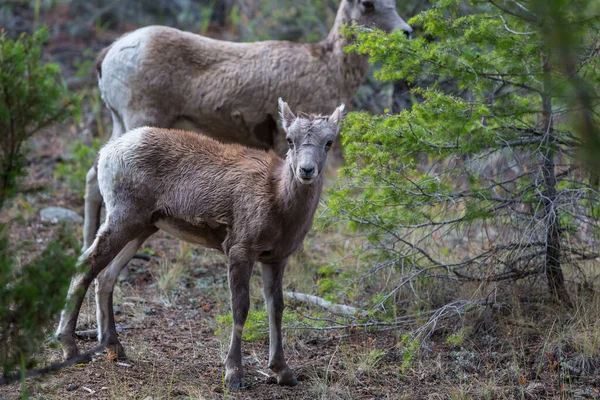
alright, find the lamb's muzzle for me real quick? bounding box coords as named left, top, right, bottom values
left=55, top=100, right=345, bottom=390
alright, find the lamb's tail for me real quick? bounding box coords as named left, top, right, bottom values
left=95, top=43, right=114, bottom=78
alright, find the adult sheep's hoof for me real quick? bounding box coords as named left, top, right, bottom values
left=62, top=346, right=80, bottom=361
left=57, top=335, right=80, bottom=361
left=277, top=368, right=299, bottom=386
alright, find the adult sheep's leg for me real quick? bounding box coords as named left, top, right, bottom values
left=95, top=229, right=157, bottom=358
left=224, top=245, right=255, bottom=390
left=262, top=259, right=298, bottom=386
left=82, top=111, right=125, bottom=250
left=56, top=214, right=147, bottom=360
left=82, top=167, right=102, bottom=251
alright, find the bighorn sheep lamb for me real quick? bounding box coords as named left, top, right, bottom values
left=56, top=100, right=344, bottom=389
left=84, top=0, right=412, bottom=250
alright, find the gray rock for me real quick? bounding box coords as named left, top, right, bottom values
left=40, top=207, right=83, bottom=224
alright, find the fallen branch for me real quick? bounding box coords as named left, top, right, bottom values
left=75, top=324, right=132, bottom=340
left=284, top=291, right=363, bottom=316
left=74, top=329, right=97, bottom=340
left=132, top=253, right=151, bottom=261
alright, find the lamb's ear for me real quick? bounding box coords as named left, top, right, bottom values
left=328, top=104, right=345, bottom=127
left=278, top=98, right=296, bottom=131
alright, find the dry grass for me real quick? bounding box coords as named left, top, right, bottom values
left=561, top=293, right=600, bottom=357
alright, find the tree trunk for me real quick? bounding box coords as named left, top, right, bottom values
left=541, top=57, right=571, bottom=306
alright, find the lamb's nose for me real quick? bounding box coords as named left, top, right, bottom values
left=299, top=166, right=315, bottom=177
left=403, top=29, right=412, bottom=39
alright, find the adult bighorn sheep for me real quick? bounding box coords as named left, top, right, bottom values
left=84, top=0, right=412, bottom=250
left=56, top=100, right=344, bottom=389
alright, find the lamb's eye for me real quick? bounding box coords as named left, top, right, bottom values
left=362, top=1, right=374, bottom=12
left=325, top=140, right=333, bottom=149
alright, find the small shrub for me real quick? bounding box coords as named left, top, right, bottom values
left=0, top=27, right=79, bottom=379
left=398, top=334, right=420, bottom=373
left=446, top=326, right=472, bottom=347
left=317, top=265, right=337, bottom=278
left=317, top=277, right=342, bottom=302
left=0, top=27, right=79, bottom=207
left=0, top=228, right=78, bottom=376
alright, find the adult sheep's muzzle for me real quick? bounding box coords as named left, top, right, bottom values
left=390, top=12, right=413, bottom=38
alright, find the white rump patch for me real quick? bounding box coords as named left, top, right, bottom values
left=97, top=127, right=148, bottom=205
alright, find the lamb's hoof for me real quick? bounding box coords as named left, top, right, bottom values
left=277, top=368, right=299, bottom=387
left=106, top=342, right=127, bottom=360
left=225, top=367, right=246, bottom=391
left=227, top=381, right=249, bottom=391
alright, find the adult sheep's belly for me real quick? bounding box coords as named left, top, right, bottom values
left=155, top=217, right=226, bottom=251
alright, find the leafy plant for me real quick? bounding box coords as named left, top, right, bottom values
left=446, top=326, right=472, bottom=347
left=0, top=229, right=78, bottom=376
left=0, top=27, right=79, bottom=207
left=0, top=27, right=79, bottom=381
left=399, top=334, right=420, bottom=372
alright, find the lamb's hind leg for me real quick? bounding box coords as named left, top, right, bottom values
left=262, top=259, right=298, bottom=386
left=56, top=215, right=147, bottom=360
left=95, top=229, right=157, bottom=358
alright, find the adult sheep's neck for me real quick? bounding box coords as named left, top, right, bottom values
left=320, top=0, right=370, bottom=102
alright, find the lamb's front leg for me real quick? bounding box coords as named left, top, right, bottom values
left=262, top=259, right=299, bottom=386
left=224, top=246, right=254, bottom=390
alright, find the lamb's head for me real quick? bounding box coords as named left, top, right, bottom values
left=347, top=0, right=413, bottom=37
left=279, top=98, right=344, bottom=185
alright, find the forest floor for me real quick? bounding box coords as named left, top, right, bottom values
left=1, top=4, right=600, bottom=400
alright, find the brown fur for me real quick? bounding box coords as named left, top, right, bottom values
left=56, top=102, right=344, bottom=389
